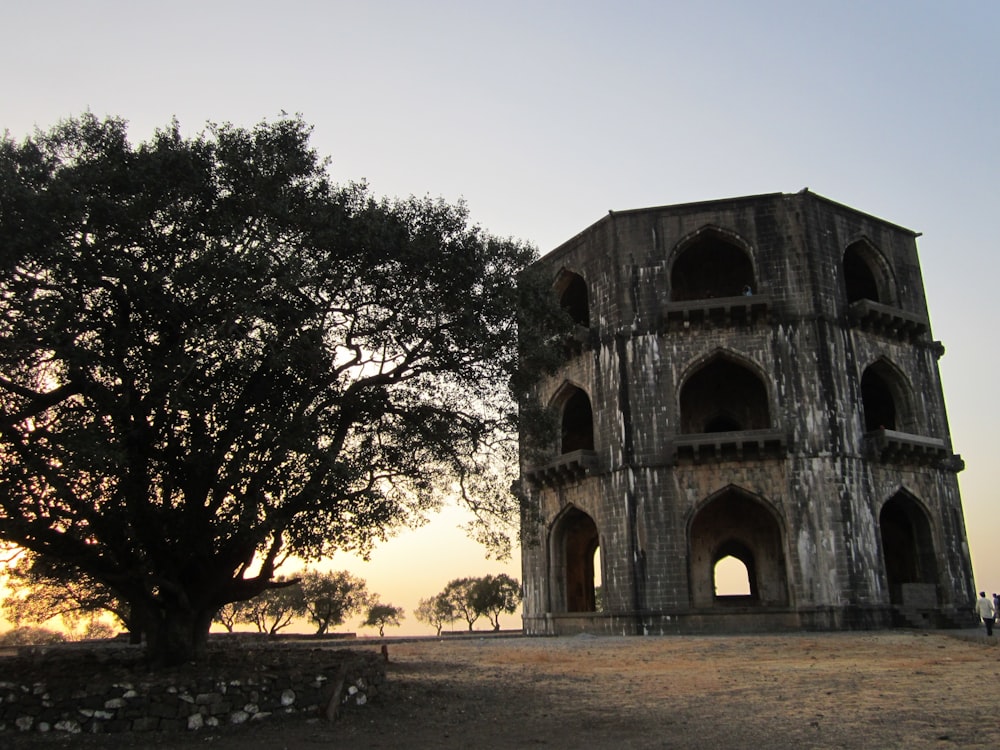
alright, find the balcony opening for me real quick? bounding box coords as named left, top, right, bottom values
left=680, top=357, right=770, bottom=434
left=670, top=231, right=755, bottom=302
left=555, top=270, right=590, bottom=328
left=561, top=387, right=594, bottom=454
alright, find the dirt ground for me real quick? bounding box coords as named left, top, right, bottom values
left=9, top=629, right=1000, bottom=749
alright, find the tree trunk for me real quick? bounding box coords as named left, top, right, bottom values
left=141, top=603, right=215, bottom=667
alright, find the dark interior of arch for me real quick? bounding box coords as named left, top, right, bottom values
left=680, top=359, right=770, bottom=434
left=559, top=273, right=590, bottom=327
left=861, top=366, right=897, bottom=431
left=670, top=234, right=755, bottom=301
left=843, top=242, right=881, bottom=303
left=714, top=539, right=758, bottom=600
left=561, top=388, right=594, bottom=453
left=880, top=493, right=937, bottom=604
left=556, top=508, right=599, bottom=612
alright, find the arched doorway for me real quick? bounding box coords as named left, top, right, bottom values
left=713, top=542, right=755, bottom=601
left=560, top=387, right=594, bottom=453
left=550, top=507, right=600, bottom=612
left=689, top=488, right=788, bottom=608
left=880, top=492, right=938, bottom=605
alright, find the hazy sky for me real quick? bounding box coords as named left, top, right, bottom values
left=4, top=1, right=998, bottom=635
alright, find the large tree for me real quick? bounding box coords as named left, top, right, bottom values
left=0, top=114, right=566, bottom=665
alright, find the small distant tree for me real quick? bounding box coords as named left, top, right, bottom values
left=363, top=602, right=404, bottom=636
left=471, top=574, right=521, bottom=631
left=441, top=577, right=480, bottom=631
left=415, top=593, right=455, bottom=636
left=300, top=570, right=372, bottom=635
left=234, top=579, right=306, bottom=636
left=212, top=601, right=249, bottom=633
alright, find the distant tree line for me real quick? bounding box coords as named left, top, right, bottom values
left=1, top=553, right=403, bottom=639
left=2, top=550, right=520, bottom=642
left=414, top=574, right=521, bottom=635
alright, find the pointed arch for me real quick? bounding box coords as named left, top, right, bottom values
left=860, top=357, right=917, bottom=433
left=549, top=505, right=600, bottom=613
left=678, top=350, right=772, bottom=434
left=553, top=268, right=590, bottom=328
left=669, top=225, right=757, bottom=301
left=843, top=237, right=897, bottom=305
left=879, top=489, right=938, bottom=605
left=550, top=382, right=595, bottom=454
left=687, top=485, right=789, bottom=608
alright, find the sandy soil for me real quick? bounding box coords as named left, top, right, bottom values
left=9, top=629, right=1000, bottom=749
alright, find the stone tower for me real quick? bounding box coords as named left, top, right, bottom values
left=520, top=190, right=975, bottom=635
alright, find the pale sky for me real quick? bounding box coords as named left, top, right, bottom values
left=3, top=1, right=998, bottom=636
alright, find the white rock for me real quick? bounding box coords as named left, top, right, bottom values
left=280, top=689, right=296, bottom=706
left=230, top=710, right=250, bottom=724
left=54, top=720, right=81, bottom=734
left=187, top=712, right=205, bottom=730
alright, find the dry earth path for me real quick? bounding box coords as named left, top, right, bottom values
left=9, top=630, right=1000, bottom=749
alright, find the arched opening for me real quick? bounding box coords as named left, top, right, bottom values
left=860, top=359, right=914, bottom=433
left=550, top=507, right=600, bottom=613
left=879, top=492, right=938, bottom=606
left=689, top=488, right=788, bottom=608
left=561, top=387, right=594, bottom=453
left=714, top=550, right=753, bottom=598
left=680, top=357, right=770, bottom=434
left=861, top=367, right=896, bottom=431
left=555, top=270, right=590, bottom=327
left=843, top=241, right=882, bottom=303
left=670, top=231, right=755, bottom=301
left=593, top=545, right=604, bottom=612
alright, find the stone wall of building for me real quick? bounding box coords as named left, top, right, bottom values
left=521, top=190, right=976, bottom=636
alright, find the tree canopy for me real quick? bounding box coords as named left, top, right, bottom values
left=0, top=114, right=566, bottom=665
left=363, top=601, right=404, bottom=636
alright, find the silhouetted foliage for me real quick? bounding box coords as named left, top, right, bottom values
left=0, top=114, right=566, bottom=665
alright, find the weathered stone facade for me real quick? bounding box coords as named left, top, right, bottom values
left=520, top=190, right=976, bottom=636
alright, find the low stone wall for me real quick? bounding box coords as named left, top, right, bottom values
left=0, top=642, right=385, bottom=735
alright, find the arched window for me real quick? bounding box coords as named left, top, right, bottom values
left=561, top=387, right=594, bottom=453
left=680, top=357, right=770, bottom=434
left=860, top=359, right=914, bottom=433
left=670, top=230, right=756, bottom=301
left=861, top=368, right=896, bottom=431
left=554, top=270, right=590, bottom=327
left=843, top=239, right=895, bottom=305
left=714, top=551, right=752, bottom=597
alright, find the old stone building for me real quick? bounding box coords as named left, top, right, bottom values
left=520, top=190, right=975, bottom=635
